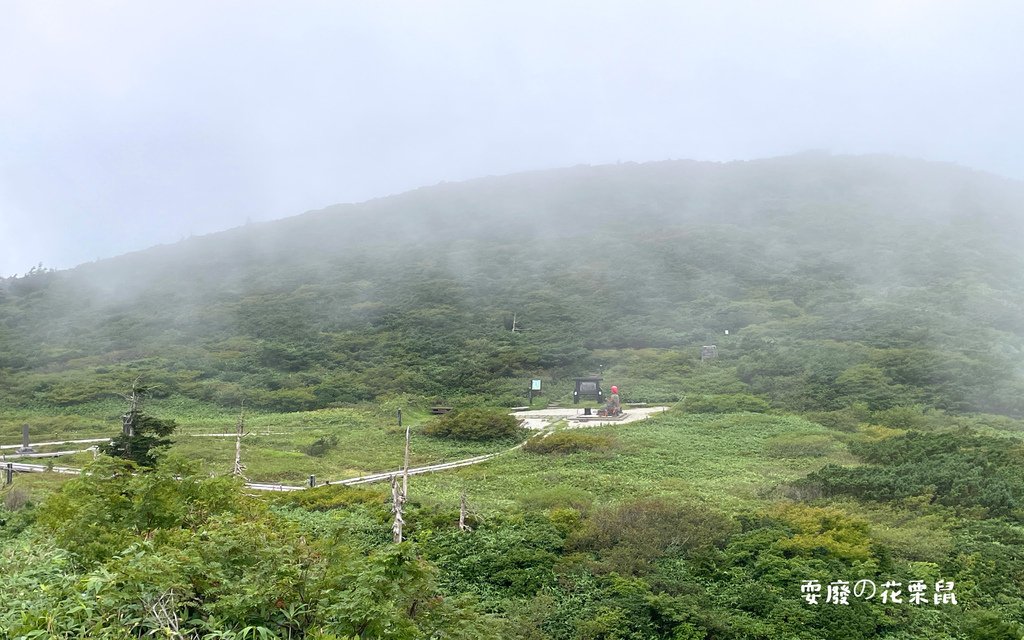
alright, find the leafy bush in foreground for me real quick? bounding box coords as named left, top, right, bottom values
left=4, top=456, right=500, bottom=639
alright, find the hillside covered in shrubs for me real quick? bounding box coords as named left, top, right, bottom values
left=2, top=154, right=1023, bottom=417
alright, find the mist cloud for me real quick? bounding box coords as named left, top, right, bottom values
left=1, top=0, right=1022, bottom=275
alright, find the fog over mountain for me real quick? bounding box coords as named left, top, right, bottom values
left=3, top=1, right=1024, bottom=275
left=3, top=154, right=1023, bottom=418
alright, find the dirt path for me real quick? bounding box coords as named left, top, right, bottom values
left=0, top=437, right=110, bottom=450
left=513, top=406, right=668, bottom=429
left=247, top=447, right=524, bottom=492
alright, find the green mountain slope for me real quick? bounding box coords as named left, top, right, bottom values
left=2, top=153, right=1023, bottom=415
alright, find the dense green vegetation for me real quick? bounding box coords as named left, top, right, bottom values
left=806, top=432, right=1024, bottom=518
left=422, top=408, right=525, bottom=442
left=2, top=155, right=1024, bottom=637
left=4, top=410, right=1024, bottom=638
left=1, top=458, right=499, bottom=639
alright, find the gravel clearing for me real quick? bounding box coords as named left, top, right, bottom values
left=512, top=406, right=669, bottom=430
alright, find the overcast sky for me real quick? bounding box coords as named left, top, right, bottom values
left=1, top=0, right=1022, bottom=276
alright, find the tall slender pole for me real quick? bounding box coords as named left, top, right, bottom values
left=402, top=425, right=410, bottom=497
left=232, top=400, right=246, bottom=478
left=123, top=382, right=141, bottom=437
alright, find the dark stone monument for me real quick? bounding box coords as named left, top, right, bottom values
left=573, top=376, right=604, bottom=404
left=16, top=425, right=34, bottom=454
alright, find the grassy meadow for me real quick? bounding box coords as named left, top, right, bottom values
left=3, top=400, right=855, bottom=501
left=410, top=410, right=855, bottom=512
left=1, top=402, right=509, bottom=486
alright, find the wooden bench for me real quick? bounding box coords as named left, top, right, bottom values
left=430, top=407, right=453, bottom=415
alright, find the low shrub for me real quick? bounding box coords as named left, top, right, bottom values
left=569, top=497, right=735, bottom=574
left=422, top=408, right=525, bottom=441
left=764, top=433, right=835, bottom=458
left=804, top=403, right=871, bottom=432
left=523, top=431, right=618, bottom=455
left=276, top=483, right=388, bottom=513
left=304, top=433, right=339, bottom=457
left=679, top=393, right=770, bottom=414
left=519, top=486, right=595, bottom=512
left=805, top=431, right=1024, bottom=516
left=3, top=487, right=31, bottom=511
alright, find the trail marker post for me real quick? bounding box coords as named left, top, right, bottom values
left=17, top=425, right=34, bottom=454
left=232, top=402, right=248, bottom=478
left=403, top=425, right=410, bottom=498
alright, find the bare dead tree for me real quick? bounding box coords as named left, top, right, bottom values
left=459, top=491, right=472, bottom=532
left=390, top=475, right=406, bottom=543
left=232, top=400, right=248, bottom=478
left=145, top=590, right=196, bottom=640
left=391, top=426, right=412, bottom=543
left=120, top=377, right=144, bottom=458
